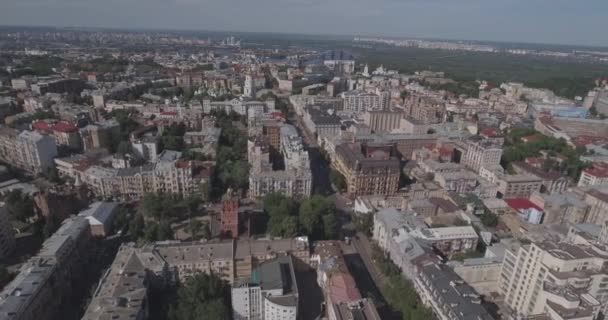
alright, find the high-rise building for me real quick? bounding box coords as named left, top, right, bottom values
left=244, top=75, right=255, bottom=98
left=333, top=143, right=400, bottom=197
left=0, top=128, right=58, bottom=174
left=222, top=189, right=239, bottom=238
left=461, top=138, right=503, bottom=173
left=499, top=239, right=608, bottom=319
left=0, top=217, right=91, bottom=320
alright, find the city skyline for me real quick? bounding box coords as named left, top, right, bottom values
left=1, top=0, right=608, bottom=47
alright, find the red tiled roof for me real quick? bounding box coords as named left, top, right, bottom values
left=583, top=163, right=608, bottom=178
left=573, top=135, right=608, bottom=147
left=505, top=198, right=543, bottom=211
left=521, top=134, right=540, bottom=142
left=32, top=121, right=52, bottom=131
left=328, top=273, right=362, bottom=304
left=52, top=121, right=78, bottom=133
left=480, top=127, right=501, bottom=138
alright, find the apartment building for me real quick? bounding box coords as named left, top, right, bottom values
left=583, top=189, right=608, bottom=226
left=405, top=94, right=446, bottom=124
left=231, top=256, right=299, bottom=320
left=249, top=125, right=312, bottom=198
left=578, top=163, right=608, bottom=188
left=333, top=143, right=400, bottom=197
left=497, top=174, right=543, bottom=199
left=202, top=99, right=275, bottom=116
left=499, top=239, right=608, bottom=319
left=461, top=139, right=503, bottom=173
left=0, top=128, right=58, bottom=174
left=363, top=110, right=403, bottom=133
left=415, top=261, right=494, bottom=320
left=0, top=217, right=91, bottom=320
left=341, top=90, right=382, bottom=112
left=80, top=159, right=209, bottom=200
left=82, top=238, right=310, bottom=320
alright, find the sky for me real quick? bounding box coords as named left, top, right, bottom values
left=1, top=0, right=607, bottom=47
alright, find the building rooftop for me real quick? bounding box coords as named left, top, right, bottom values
left=419, top=262, right=494, bottom=320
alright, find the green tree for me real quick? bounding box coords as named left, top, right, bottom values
left=322, top=213, right=338, bottom=239
left=168, top=272, right=231, bottom=320
left=330, top=169, right=347, bottom=191
left=5, top=190, right=36, bottom=222
left=480, top=212, right=499, bottom=227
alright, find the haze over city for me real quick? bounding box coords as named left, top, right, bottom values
left=2, top=0, right=608, bottom=46
left=1, top=2, right=608, bottom=320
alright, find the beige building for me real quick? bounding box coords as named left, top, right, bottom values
left=584, top=189, right=608, bottom=226
left=461, top=139, right=503, bottom=173
left=333, top=143, right=400, bottom=197
left=0, top=128, right=58, bottom=174
left=499, top=239, right=608, bottom=319
left=497, top=174, right=543, bottom=199
left=363, top=111, right=403, bottom=133
left=82, top=237, right=310, bottom=320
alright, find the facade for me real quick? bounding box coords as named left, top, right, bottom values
left=584, top=189, right=608, bottom=226
left=0, top=217, right=91, bottom=320
left=203, top=99, right=275, bottom=116
left=0, top=128, right=58, bottom=174
left=578, top=163, right=608, bottom=188
left=341, top=90, right=382, bottom=112
left=131, top=137, right=159, bottom=162
left=410, top=226, right=479, bottom=257
left=82, top=238, right=309, bottom=320
left=302, top=107, right=342, bottom=139
left=81, top=159, right=209, bottom=200
left=77, top=201, right=119, bottom=237
left=222, top=189, right=240, bottom=238
left=497, top=174, right=543, bottom=199
left=333, top=143, right=400, bottom=197
left=461, top=139, right=503, bottom=173
left=415, top=261, right=494, bottom=320
left=231, top=256, right=299, bottom=320
left=405, top=94, right=446, bottom=124
left=249, top=125, right=312, bottom=198
left=499, top=240, right=608, bottom=319
left=0, top=206, right=15, bottom=260
left=363, top=111, right=403, bottom=133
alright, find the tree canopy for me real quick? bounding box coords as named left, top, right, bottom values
left=168, top=272, right=231, bottom=320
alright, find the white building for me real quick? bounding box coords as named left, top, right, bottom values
left=499, top=239, right=608, bottom=319
left=0, top=128, right=58, bottom=174
left=340, top=90, right=382, bottom=112
left=231, top=256, right=299, bottom=320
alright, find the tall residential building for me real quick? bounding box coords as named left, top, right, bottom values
left=249, top=125, right=312, bottom=198
left=0, top=128, right=58, bottom=174
left=363, top=110, right=403, bottom=133
left=498, top=239, right=608, bottom=319
left=0, top=217, right=91, bottom=320
left=333, top=143, right=400, bottom=197
left=244, top=75, right=255, bottom=98
left=222, top=189, right=239, bottom=238
left=0, top=206, right=15, bottom=260
left=341, top=90, right=382, bottom=112
left=231, top=255, right=299, bottom=320
left=461, top=139, right=503, bottom=173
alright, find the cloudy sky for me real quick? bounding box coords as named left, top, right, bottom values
left=1, top=0, right=607, bottom=46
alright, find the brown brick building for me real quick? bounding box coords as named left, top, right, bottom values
left=333, top=143, right=400, bottom=197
